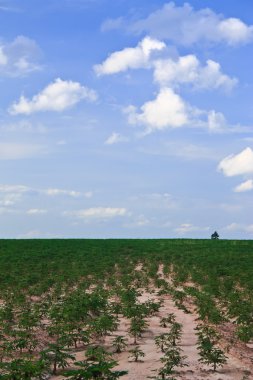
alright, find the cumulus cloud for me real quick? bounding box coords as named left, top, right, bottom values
left=234, top=179, right=253, bottom=193
left=129, top=2, right=253, bottom=46
left=94, top=36, right=165, bottom=75
left=105, top=132, right=129, bottom=145
left=9, top=78, right=97, bottom=115
left=218, top=147, right=253, bottom=176
left=0, top=35, right=42, bottom=77
left=153, top=55, right=237, bottom=91
left=125, top=87, right=232, bottom=134
left=66, top=207, right=128, bottom=219
left=126, top=87, right=189, bottom=132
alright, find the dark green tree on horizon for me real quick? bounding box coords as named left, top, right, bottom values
left=211, top=231, right=219, bottom=240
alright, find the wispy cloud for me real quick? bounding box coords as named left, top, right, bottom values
left=0, top=184, right=93, bottom=202
left=0, top=35, right=42, bottom=77
left=174, top=223, right=209, bottom=234
left=105, top=132, right=129, bottom=145
left=65, top=207, right=129, bottom=220
left=0, top=142, right=47, bottom=160
left=121, top=2, right=253, bottom=46
left=224, top=222, right=253, bottom=234
left=26, top=208, right=48, bottom=215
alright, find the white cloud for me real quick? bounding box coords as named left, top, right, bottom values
left=124, top=214, right=151, bottom=228
left=84, top=191, right=93, bottom=198
left=0, top=142, right=46, bottom=159
left=94, top=36, right=165, bottom=75
left=0, top=193, right=22, bottom=206
left=0, top=46, right=8, bottom=65
left=224, top=223, right=242, bottom=231
left=138, top=142, right=217, bottom=160
left=207, top=110, right=228, bottom=132
left=163, top=142, right=218, bottom=161
left=218, top=18, right=253, bottom=45
left=175, top=223, right=209, bottom=234
left=220, top=203, right=242, bottom=213
left=44, top=188, right=82, bottom=197
left=0, top=207, right=15, bottom=215
left=66, top=207, right=128, bottom=219
left=246, top=225, right=253, bottom=233
left=101, top=17, right=124, bottom=32
left=234, top=179, right=253, bottom=193
left=44, top=188, right=92, bottom=198
left=126, top=87, right=189, bottom=132
left=129, top=2, right=253, bottom=46
left=0, top=5, right=20, bottom=12
left=224, top=223, right=253, bottom=234
left=130, top=192, right=178, bottom=210
left=9, top=78, right=97, bottom=115
left=153, top=55, right=237, bottom=91
left=134, top=215, right=150, bottom=226
left=18, top=230, right=41, bottom=239
left=0, top=35, right=42, bottom=76
left=125, top=88, right=232, bottom=134
left=105, top=132, right=129, bottom=145
left=27, top=208, right=48, bottom=215
left=0, top=184, right=30, bottom=193
left=218, top=147, right=253, bottom=176
left=0, top=120, right=47, bottom=134
left=0, top=184, right=92, bottom=203
left=0, top=185, right=32, bottom=208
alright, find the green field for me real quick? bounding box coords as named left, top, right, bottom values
left=0, top=239, right=252, bottom=378
left=0, top=239, right=253, bottom=293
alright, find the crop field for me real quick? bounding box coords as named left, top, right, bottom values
left=0, top=239, right=253, bottom=379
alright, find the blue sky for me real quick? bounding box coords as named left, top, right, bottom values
left=0, top=0, right=253, bottom=239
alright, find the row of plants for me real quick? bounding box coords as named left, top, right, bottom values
left=0, top=239, right=252, bottom=378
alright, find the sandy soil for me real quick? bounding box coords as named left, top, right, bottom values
left=50, top=265, right=252, bottom=380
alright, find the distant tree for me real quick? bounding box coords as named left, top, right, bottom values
left=211, top=231, right=219, bottom=240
